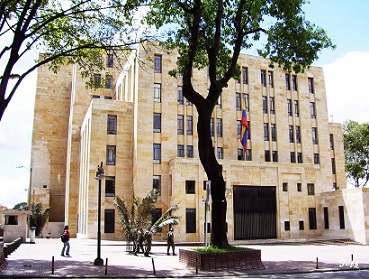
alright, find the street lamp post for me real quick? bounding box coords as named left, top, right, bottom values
left=16, top=165, right=32, bottom=240
left=94, top=162, right=105, bottom=266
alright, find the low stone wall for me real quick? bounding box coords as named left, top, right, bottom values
left=4, top=237, right=23, bottom=258
left=179, top=248, right=263, bottom=271
left=0, top=238, right=7, bottom=271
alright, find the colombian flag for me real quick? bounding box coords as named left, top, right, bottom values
left=240, top=109, right=249, bottom=150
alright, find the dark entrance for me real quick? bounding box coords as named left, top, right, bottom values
left=233, top=186, right=276, bottom=239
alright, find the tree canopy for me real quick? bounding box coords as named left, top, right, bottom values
left=0, top=0, right=143, bottom=121
left=141, top=0, right=335, bottom=247
left=343, top=120, right=369, bottom=187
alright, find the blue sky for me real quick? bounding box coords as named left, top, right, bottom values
left=1, top=0, right=369, bottom=208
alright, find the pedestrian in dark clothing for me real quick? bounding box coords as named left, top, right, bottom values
left=61, top=225, right=71, bottom=257
left=167, top=228, right=175, bottom=255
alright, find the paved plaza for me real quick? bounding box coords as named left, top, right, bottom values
left=1, top=238, right=369, bottom=278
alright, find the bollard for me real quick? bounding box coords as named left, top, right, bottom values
left=52, top=256, right=55, bottom=274
left=351, top=254, right=354, bottom=262
left=316, top=257, right=319, bottom=269
left=105, top=258, right=108, bottom=275
left=152, top=258, right=156, bottom=275
left=196, top=256, right=198, bottom=274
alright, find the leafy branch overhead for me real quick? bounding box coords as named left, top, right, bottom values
left=0, top=0, right=145, bottom=121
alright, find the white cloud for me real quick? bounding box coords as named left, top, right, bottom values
left=323, top=52, right=369, bottom=124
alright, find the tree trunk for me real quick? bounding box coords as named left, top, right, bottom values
left=197, top=107, right=229, bottom=248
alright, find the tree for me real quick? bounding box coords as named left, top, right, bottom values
left=0, top=0, right=142, bottom=121
left=343, top=120, right=369, bottom=187
left=143, top=0, right=334, bottom=247
left=12, top=202, right=27, bottom=210
left=29, top=202, right=50, bottom=236
left=114, top=188, right=179, bottom=243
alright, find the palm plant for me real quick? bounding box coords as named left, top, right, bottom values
left=29, top=202, right=50, bottom=236
left=114, top=187, right=179, bottom=241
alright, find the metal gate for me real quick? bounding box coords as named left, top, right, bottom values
left=233, top=186, right=276, bottom=240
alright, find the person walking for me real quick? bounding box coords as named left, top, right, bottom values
left=61, top=225, right=71, bottom=257
left=167, top=227, right=175, bottom=255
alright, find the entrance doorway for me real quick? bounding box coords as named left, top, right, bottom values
left=233, top=186, right=276, bottom=239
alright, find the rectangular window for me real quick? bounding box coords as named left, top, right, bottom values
left=187, top=145, right=194, bottom=158
left=154, top=83, right=161, bottom=102
left=310, top=102, right=316, bottom=118
left=299, top=220, right=304, bottom=230
left=314, top=153, right=320, bottom=164
left=261, top=70, right=266, bottom=87
left=186, top=180, right=195, bottom=194
left=292, top=75, right=298, bottom=91
left=177, top=115, right=184, bottom=134
left=177, top=86, right=184, bottom=104
left=271, top=123, right=277, bottom=141
left=265, top=150, right=271, bottom=162
left=331, top=158, right=336, bottom=174
left=263, top=123, right=269, bottom=141
left=236, top=93, right=241, bottom=111
left=307, top=183, right=315, bottom=195
left=237, top=148, right=244, bottom=160
left=296, top=126, right=301, bottom=143
left=153, top=113, right=161, bottom=133
left=272, top=151, right=278, bottom=162
left=107, top=54, right=114, bottom=68
left=285, top=74, right=291, bottom=90
left=237, top=120, right=241, bottom=138
left=4, top=215, right=18, bottom=225
left=289, top=125, right=294, bottom=143
left=106, top=145, right=116, bottom=165
left=94, top=73, right=101, bottom=88
left=287, top=99, right=292, bottom=116
left=152, top=208, right=162, bottom=232
left=284, top=221, right=290, bottom=231
left=105, top=75, right=112, bottom=89
left=186, top=116, right=193, bottom=135
left=210, top=118, right=214, bottom=137
left=269, top=97, right=275, bottom=114
left=105, top=176, right=115, bottom=197
left=312, top=127, right=318, bottom=144
left=104, top=209, right=115, bottom=233
left=107, top=115, right=117, bottom=135
left=242, top=93, right=250, bottom=111
left=153, top=175, right=161, bottom=195
left=297, top=152, right=303, bottom=163
left=283, top=182, right=288, bottom=192
left=297, top=183, right=302, bottom=192
left=242, top=67, right=248, bottom=84
left=324, top=207, right=329, bottom=229
left=216, top=118, right=223, bottom=137
left=186, top=208, right=196, bottom=233
left=262, top=96, right=268, bottom=114
left=294, top=100, right=299, bottom=117
left=308, top=77, right=314, bottom=93
left=154, top=54, right=162, bottom=73
left=153, top=143, right=161, bottom=163
left=329, top=134, right=334, bottom=150
left=290, top=152, right=296, bottom=163
left=245, top=149, right=252, bottom=161
left=339, top=206, right=345, bottom=229
left=268, top=71, right=274, bottom=87
left=177, top=145, right=184, bottom=157
left=217, top=147, right=223, bottom=159
left=308, top=208, right=317, bottom=230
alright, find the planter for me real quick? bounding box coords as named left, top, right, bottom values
left=179, top=248, right=264, bottom=271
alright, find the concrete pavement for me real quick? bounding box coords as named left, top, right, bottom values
left=1, top=238, right=369, bottom=278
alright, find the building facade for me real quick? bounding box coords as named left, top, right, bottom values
left=31, top=42, right=355, bottom=243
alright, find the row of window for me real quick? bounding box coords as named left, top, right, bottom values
left=153, top=54, right=315, bottom=94
left=282, top=182, right=315, bottom=195
left=284, top=206, right=345, bottom=232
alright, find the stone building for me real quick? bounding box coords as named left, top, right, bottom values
left=30, top=42, right=357, bottom=243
